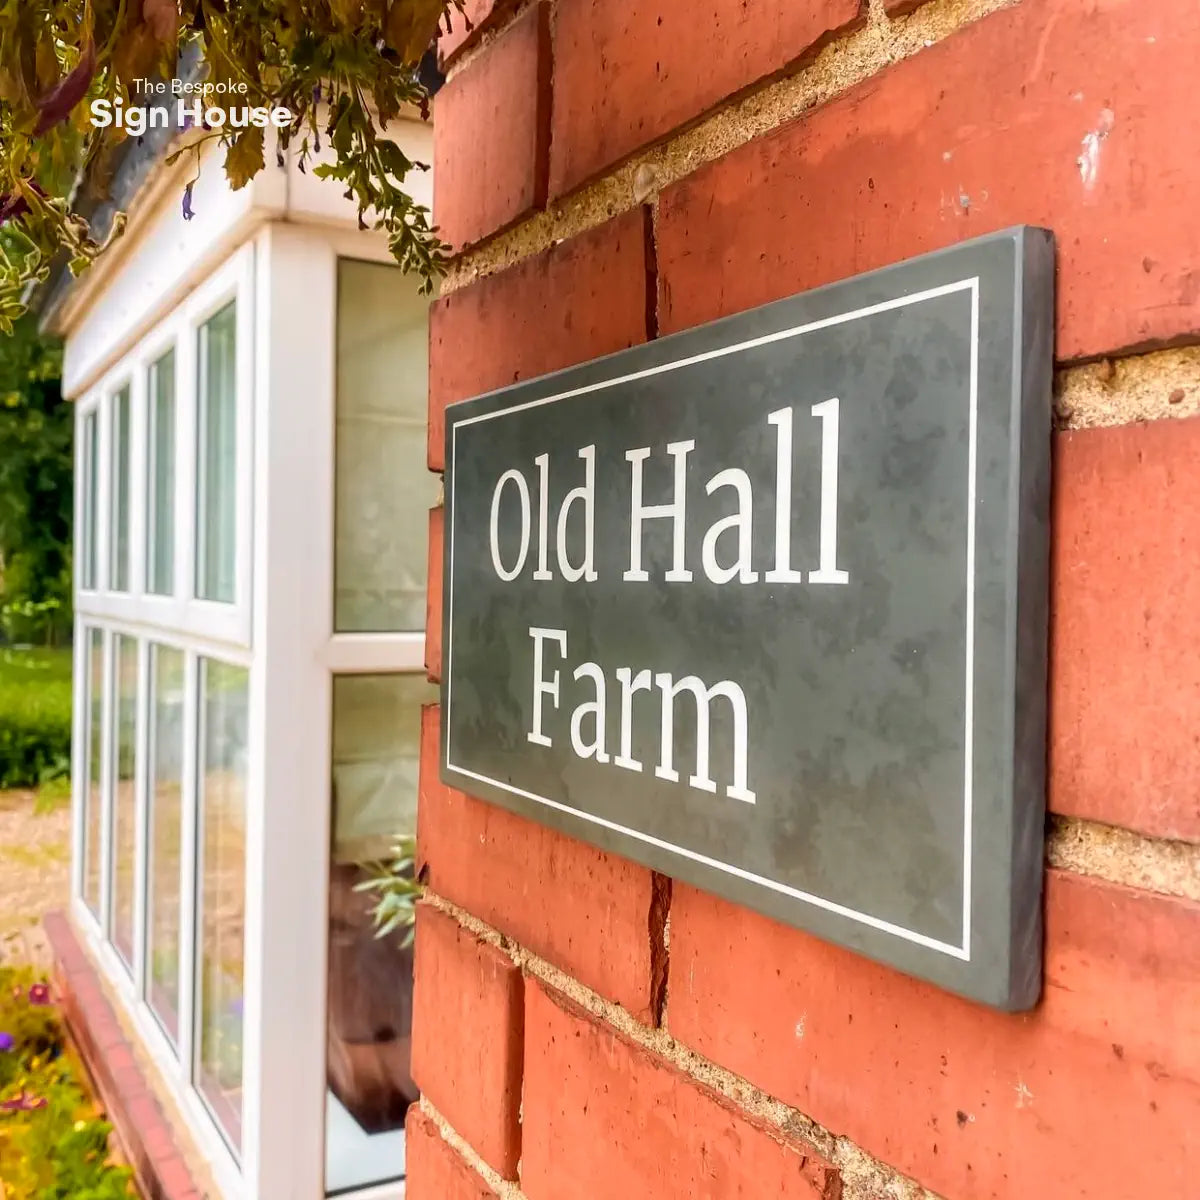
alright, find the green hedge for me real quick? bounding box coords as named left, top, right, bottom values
left=0, top=648, right=72, bottom=789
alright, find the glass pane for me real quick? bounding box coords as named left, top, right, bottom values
left=110, top=386, right=131, bottom=591
left=325, top=673, right=436, bottom=1194
left=334, top=261, right=436, bottom=632
left=110, top=635, right=138, bottom=967
left=82, top=629, right=104, bottom=915
left=81, top=412, right=99, bottom=590
left=146, top=644, right=186, bottom=1044
left=195, top=657, right=248, bottom=1150
left=196, top=304, right=238, bottom=604
left=147, top=351, right=176, bottom=595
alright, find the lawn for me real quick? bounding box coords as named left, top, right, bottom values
left=0, top=647, right=73, bottom=789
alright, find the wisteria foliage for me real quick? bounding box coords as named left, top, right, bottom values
left=0, top=0, right=463, bottom=331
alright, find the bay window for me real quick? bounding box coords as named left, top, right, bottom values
left=71, top=221, right=434, bottom=1200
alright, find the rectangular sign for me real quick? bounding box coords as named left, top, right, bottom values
left=441, top=227, right=1053, bottom=1009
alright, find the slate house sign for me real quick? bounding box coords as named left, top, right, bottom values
left=441, top=227, right=1054, bottom=1010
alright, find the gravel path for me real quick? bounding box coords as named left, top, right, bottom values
left=0, top=789, right=72, bottom=972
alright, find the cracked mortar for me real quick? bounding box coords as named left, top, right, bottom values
left=1055, top=346, right=1200, bottom=429
left=1047, top=815, right=1200, bottom=903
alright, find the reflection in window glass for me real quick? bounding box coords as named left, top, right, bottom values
left=196, top=304, right=237, bottom=604
left=325, top=673, right=436, bottom=1194
left=147, top=351, right=176, bottom=595
left=110, top=385, right=132, bottom=591
left=196, top=657, right=248, bottom=1150
left=334, top=261, right=436, bottom=632
left=81, top=412, right=99, bottom=590
left=110, top=635, right=138, bottom=967
left=83, top=629, right=104, bottom=915
left=146, top=644, right=186, bottom=1044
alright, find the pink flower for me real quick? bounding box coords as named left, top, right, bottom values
left=0, top=1091, right=47, bottom=1112
left=27, top=983, right=51, bottom=1006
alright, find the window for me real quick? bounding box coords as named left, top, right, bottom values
left=147, top=351, right=176, bottom=596
left=146, top=644, right=186, bottom=1042
left=196, top=303, right=238, bottom=604
left=110, top=634, right=139, bottom=968
left=83, top=628, right=105, bottom=915
left=325, top=257, right=435, bottom=1194
left=334, top=261, right=437, bottom=632
left=325, top=674, right=436, bottom=1194
left=110, top=385, right=132, bottom=592
left=71, top=241, right=257, bottom=1186
left=68, top=229, right=441, bottom=1194
left=195, top=657, right=249, bottom=1150
left=81, top=411, right=99, bottom=590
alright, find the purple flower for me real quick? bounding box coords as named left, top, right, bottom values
left=27, top=983, right=50, bottom=1006
left=0, top=1032, right=14, bottom=1052
left=182, top=182, right=196, bottom=221
left=1, top=1092, right=47, bottom=1112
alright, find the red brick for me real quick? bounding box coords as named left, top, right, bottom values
left=667, top=870, right=1200, bottom=1200
left=418, top=704, right=660, bottom=1020
left=884, top=0, right=931, bottom=15
left=406, top=1108, right=499, bottom=1199
left=43, top=911, right=89, bottom=975
left=428, top=207, right=652, bottom=470
left=657, top=0, right=1200, bottom=361
left=108, top=1060, right=147, bottom=1102
left=154, top=1156, right=195, bottom=1200
left=437, top=0, right=511, bottom=64
left=139, top=1117, right=179, bottom=1169
left=549, top=0, right=863, bottom=198
left=426, top=505, right=443, bottom=682
left=1050, top=419, right=1200, bottom=841
left=410, top=903, right=524, bottom=1178
left=433, top=3, right=550, bottom=250
left=522, top=980, right=840, bottom=1200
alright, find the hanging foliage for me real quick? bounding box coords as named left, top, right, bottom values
left=0, top=0, right=464, bottom=332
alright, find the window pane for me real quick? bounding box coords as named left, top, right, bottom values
left=147, top=351, right=176, bottom=596
left=110, top=386, right=132, bottom=591
left=195, top=657, right=248, bottom=1150
left=196, top=304, right=237, bottom=603
left=325, top=673, right=436, bottom=1194
left=110, top=635, right=138, bottom=967
left=82, top=629, right=104, bottom=915
left=146, top=644, right=185, bottom=1044
left=334, top=261, right=436, bottom=632
left=81, top=412, right=99, bottom=590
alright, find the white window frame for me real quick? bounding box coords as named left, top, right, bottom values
left=71, top=238, right=259, bottom=1200
left=70, top=222, right=429, bottom=1200
left=75, top=243, right=255, bottom=648
left=250, top=226, right=430, bottom=1200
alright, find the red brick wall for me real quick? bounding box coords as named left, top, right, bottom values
left=413, top=1, right=1200, bottom=1196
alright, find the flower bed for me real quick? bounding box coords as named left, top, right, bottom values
left=0, top=965, right=134, bottom=1199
